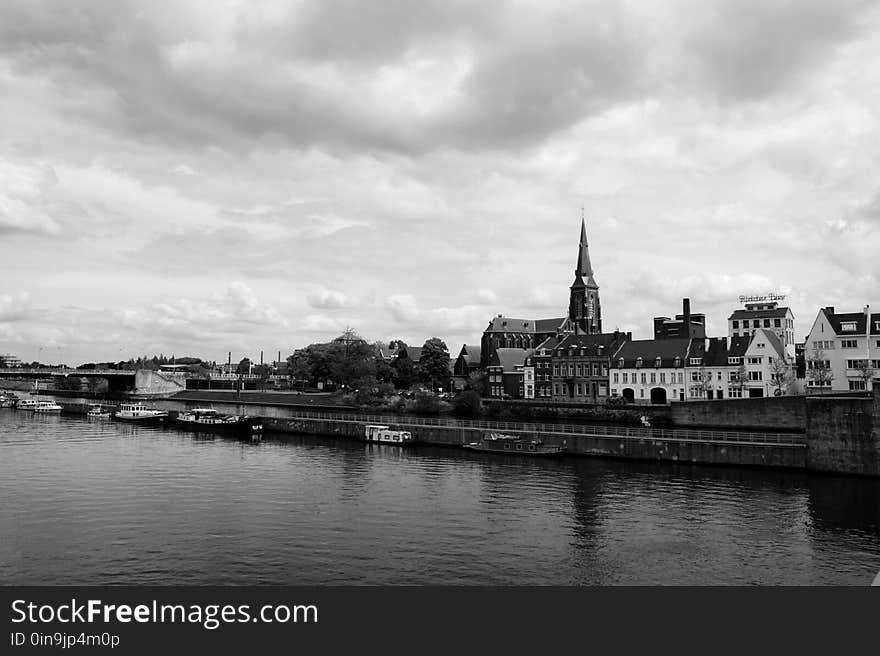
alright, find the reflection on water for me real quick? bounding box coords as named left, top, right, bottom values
left=0, top=409, right=878, bottom=585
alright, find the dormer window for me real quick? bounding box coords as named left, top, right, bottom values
left=689, top=357, right=701, bottom=365
left=673, top=357, right=681, bottom=368
left=841, top=322, right=857, bottom=332
left=635, top=357, right=643, bottom=368
left=618, top=358, right=624, bottom=368
left=654, top=357, right=662, bottom=368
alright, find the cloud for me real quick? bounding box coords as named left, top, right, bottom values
left=0, top=292, right=32, bottom=322
left=0, top=162, right=62, bottom=235
left=307, top=287, right=358, bottom=310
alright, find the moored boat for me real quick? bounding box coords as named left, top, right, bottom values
left=113, top=402, right=168, bottom=423
left=463, top=432, right=565, bottom=456
left=16, top=399, right=41, bottom=411
left=0, top=392, right=18, bottom=408
left=363, top=424, right=414, bottom=445
left=33, top=401, right=63, bottom=413
left=87, top=403, right=113, bottom=419
left=174, top=408, right=262, bottom=435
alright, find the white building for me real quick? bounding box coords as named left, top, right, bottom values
left=609, top=339, right=690, bottom=404
left=804, top=306, right=880, bottom=392
left=728, top=298, right=796, bottom=359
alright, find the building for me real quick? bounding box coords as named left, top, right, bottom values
left=653, top=298, right=706, bottom=340
left=609, top=338, right=692, bottom=404
left=451, top=344, right=482, bottom=391
left=480, top=218, right=602, bottom=368
left=728, top=297, right=796, bottom=358
left=804, top=305, right=880, bottom=392
left=531, top=330, right=630, bottom=403
left=0, top=353, right=22, bottom=367
left=486, top=348, right=533, bottom=399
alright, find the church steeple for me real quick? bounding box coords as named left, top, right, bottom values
left=568, top=215, right=601, bottom=334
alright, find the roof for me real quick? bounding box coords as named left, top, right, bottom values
left=612, top=339, right=691, bottom=367
left=484, top=316, right=566, bottom=334
left=728, top=308, right=790, bottom=320
left=575, top=219, right=598, bottom=288
left=551, top=331, right=630, bottom=356
left=488, top=348, right=533, bottom=372
left=398, top=346, right=422, bottom=362
left=821, top=308, right=880, bottom=336
left=457, top=344, right=482, bottom=365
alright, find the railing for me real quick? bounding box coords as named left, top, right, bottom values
left=0, top=368, right=134, bottom=376
left=276, top=410, right=806, bottom=446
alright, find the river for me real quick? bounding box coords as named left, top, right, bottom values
left=1, top=409, right=878, bottom=585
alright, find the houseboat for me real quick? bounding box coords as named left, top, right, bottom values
left=463, top=432, right=565, bottom=456
left=173, top=408, right=263, bottom=435
left=363, top=424, right=415, bottom=445
left=113, top=402, right=168, bottom=423
left=87, top=404, right=113, bottom=419
left=33, top=401, right=63, bottom=413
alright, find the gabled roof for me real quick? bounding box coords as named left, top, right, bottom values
left=728, top=308, right=790, bottom=320
left=533, top=335, right=563, bottom=354
left=398, top=345, right=422, bottom=362
left=821, top=308, right=880, bottom=336
left=749, top=328, right=786, bottom=358
left=552, top=331, right=629, bottom=356
left=484, top=316, right=566, bottom=334
left=457, top=344, right=482, bottom=365
left=612, top=339, right=691, bottom=367
left=488, top=348, right=533, bottom=372
left=727, top=335, right=751, bottom=358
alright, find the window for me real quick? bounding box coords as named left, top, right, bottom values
left=728, top=357, right=742, bottom=365
left=841, top=339, right=858, bottom=349
left=660, top=372, right=666, bottom=384
left=622, top=373, right=628, bottom=383
left=689, top=357, right=701, bottom=365
left=717, top=372, right=722, bottom=380
left=749, top=371, right=762, bottom=381
left=553, top=364, right=560, bottom=376
left=640, top=373, right=647, bottom=384
left=728, top=389, right=743, bottom=398
left=613, top=373, right=619, bottom=383
left=673, top=357, right=681, bottom=367
left=576, top=364, right=583, bottom=377
left=732, top=320, right=739, bottom=328
left=650, top=372, right=656, bottom=384
left=654, top=357, right=662, bottom=368
left=576, top=383, right=582, bottom=395
left=678, top=372, right=684, bottom=384
left=774, top=319, right=781, bottom=327
left=846, top=359, right=865, bottom=369
left=593, top=364, right=600, bottom=376
left=841, top=322, right=857, bottom=332
left=691, top=372, right=701, bottom=382
left=756, top=343, right=765, bottom=348
left=640, top=389, right=645, bottom=398
left=618, top=357, right=625, bottom=368
left=764, top=319, right=770, bottom=327
left=601, top=364, right=608, bottom=376
left=748, top=357, right=761, bottom=364
left=635, top=357, right=643, bottom=368
left=849, top=380, right=867, bottom=391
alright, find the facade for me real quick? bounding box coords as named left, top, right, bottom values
left=480, top=316, right=564, bottom=370
left=0, top=353, right=22, bottom=367
left=609, top=338, right=691, bottom=404
left=533, top=331, right=630, bottom=403
left=486, top=348, right=533, bottom=399
left=728, top=299, right=796, bottom=358
left=804, top=306, right=880, bottom=392
left=451, top=344, right=482, bottom=391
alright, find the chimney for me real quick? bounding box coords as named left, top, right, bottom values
left=825, top=306, right=835, bottom=315
left=683, top=298, right=692, bottom=335
left=228, top=352, right=231, bottom=366
left=260, top=351, right=264, bottom=365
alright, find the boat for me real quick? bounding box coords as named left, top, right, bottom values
left=112, top=402, right=168, bottom=423
left=363, top=424, right=414, bottom=445
left=0, top=392, right=18, bottom=408
left=173, top=408, right=263, bottom=435
left=16, top=399, right=41, bottom=411
left=33, top=401, right=63, bottom=413
left=87, top=404, right=112, bottom=419
left=462, top=432, right=565, bottom=456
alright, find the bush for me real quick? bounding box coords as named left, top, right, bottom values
left=412, top=391, right=441, bottom=415
left=451, top=390, right=482, bottom=418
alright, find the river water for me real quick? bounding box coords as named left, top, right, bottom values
left=1, top=409, right=878, bottom=585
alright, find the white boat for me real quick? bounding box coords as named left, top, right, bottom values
left=87, top=404, right=112, bottom=419
left=33, top=401, right=62, bottom=413
left=113, top=402, right=168, bottom=423
left=363, top=424, right=414, bottom=445
left=16, top=399, right=41, bottom=411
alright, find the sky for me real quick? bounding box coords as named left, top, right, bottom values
left=1, top=0, right=879, bottom=366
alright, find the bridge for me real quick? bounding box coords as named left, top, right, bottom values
left=0, top=368, right=135, bottom=378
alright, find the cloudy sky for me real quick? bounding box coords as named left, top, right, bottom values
left=1, top=0, right=879, bottom=365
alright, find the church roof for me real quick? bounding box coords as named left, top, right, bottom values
left=575, top=218, right=598, bottom=288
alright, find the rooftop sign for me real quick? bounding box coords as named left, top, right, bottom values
left=739, top=293, right=786, bottom=303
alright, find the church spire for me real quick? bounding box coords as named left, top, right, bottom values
left=575, top=216, right=597, bottom=288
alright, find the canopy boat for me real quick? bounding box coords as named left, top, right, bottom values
left=463, top=432, right=565, bottom=456
left=87, top=404, right=112, bottom=419
left=33, top=401, right=63, bottom=413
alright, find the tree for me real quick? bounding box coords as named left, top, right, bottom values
left=769, top=356, right=792, bottom=396
left=806, top=347, right=833, bottom=394
left=733, top=362, right=748, bottom=396
left=236, top=358, right=252, bottom=375
left=465, top=371, right=488, bottom=396
left=419, top=337, right=450, bottom=391
left=253, top=364, right=271, bottom=390
left=391, top=353, right=418, bottom=389
left=856, top=359, right=875, bottom=392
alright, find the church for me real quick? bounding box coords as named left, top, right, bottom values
left=480, top=218, right=604, bottom=369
